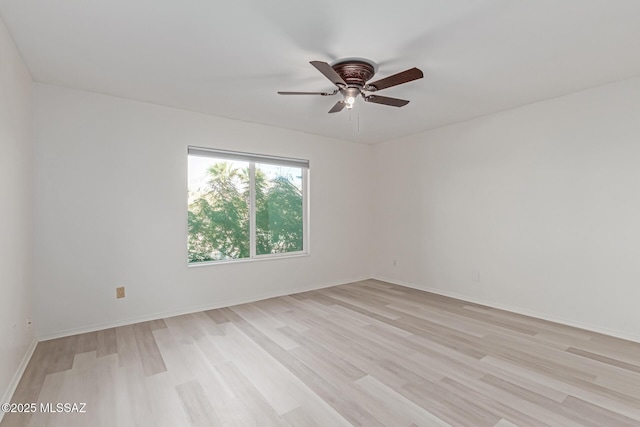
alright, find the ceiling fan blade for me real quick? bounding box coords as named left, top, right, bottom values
left=328, top=101, right=346, bottom=113
left=364, top=95, right=410, bottom=107
left=310, top=61, right=347, bottom=88
left=278, top=90, right=337, bottom=96
left=366, top=67, right=423, bottom=91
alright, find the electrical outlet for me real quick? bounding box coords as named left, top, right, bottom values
left=116, top=286, right=125, bottom=299
left=472, top=271, right=480, bottom=282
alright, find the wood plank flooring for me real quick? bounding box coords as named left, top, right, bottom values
left=2, top=279, right=640, bottom=426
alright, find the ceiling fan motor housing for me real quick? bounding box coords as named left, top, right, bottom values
left=331, top=60, right=376, bottom=88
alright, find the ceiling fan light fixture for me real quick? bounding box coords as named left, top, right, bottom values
left=343, top=87, right=360, bottom=109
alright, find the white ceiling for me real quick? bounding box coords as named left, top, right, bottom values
left=2, top=0, right=640, bottom=144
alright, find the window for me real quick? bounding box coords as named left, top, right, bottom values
left=187, top=147, right=308, bottom=264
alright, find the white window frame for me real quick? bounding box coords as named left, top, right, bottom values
left=188, top=146, right=309, bottom=265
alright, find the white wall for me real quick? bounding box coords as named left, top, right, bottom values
left=34, top=84, right=372, bottom=338
left=0, top=16, right=35, bottom=407
left=373, top=76, right=640, bottom=341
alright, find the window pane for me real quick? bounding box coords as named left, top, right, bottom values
left=255, top=163, right=304, bottom=255
left=188, top=156, right=250, bottom=262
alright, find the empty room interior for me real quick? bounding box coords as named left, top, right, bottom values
left=2, top=1, right=640, bottom=426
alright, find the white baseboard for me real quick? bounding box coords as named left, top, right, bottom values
left=372, top=275, right=640, bottom=344
left=0, top=339, right=37, bottom=424
left=37, top=275, right=371, bottom=341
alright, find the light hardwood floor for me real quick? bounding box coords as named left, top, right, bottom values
left=2, top=280, right=640, bottom=426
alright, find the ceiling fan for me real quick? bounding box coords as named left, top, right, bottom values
left=278, top=58, right=423, bottom=113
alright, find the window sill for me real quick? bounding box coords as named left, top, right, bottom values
left=187, top=252, right=309, bottom=268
